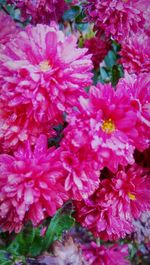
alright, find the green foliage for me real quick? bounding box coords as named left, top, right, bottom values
left=0, top=250, right=26, bottom=265
left=98, top=42, right=124, bottom=86
left=0, top=0, right=6, bottom=6
left=42, top=204, right=75, bottom=250
left=65, top=0, right=73, bottom=3
left=104, top=50, right=117, bottom=68
left=48, top=122, right=67, bottom=148
left=6, top=202, right=74, bottom=258
left=63, top=6, right=81, bottom=21
left=7, top=223, right=36, bottom=256
left=0, top=251, right=12, bottom=265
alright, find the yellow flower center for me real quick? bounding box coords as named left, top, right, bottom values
left=101, top=118, right=115, bottom=134
left=128, top=192, right=136, bottom=201
left=39, top=60, right=51, bottom=72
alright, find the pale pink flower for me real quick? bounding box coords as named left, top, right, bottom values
left=0, top=23, right=93, bottom=151
left=85, top=0, right=147, bottom=42
left=0, top=11, right=19, bottom=45
left=120, top=33, right=150, bottom=74
left=75, top=164, right=150, bottom=240
left=0, top=135, right=68, bottom=233
left=65, top=83, right=137, bottom=172
left=117, top=73, right=150, bottom=151
left=82, top=242, right=130, bottom=265
left=8, top=0, right=68, bottom=24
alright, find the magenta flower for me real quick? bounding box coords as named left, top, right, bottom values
left=0, top=11, right=19, bottom=45
left=85, top=0, right=147, bottom=42
left=58, top=129, right=100, bottom=201
left=84, top=36, right=111, bottom=69
left=0, top=23, right=93, bottom=151
left=117, top=73, right=150, bottom=151
left=75, top=164, right=150, bottom=240
left=0, top=135, right=68, bottom=233
left=65, top=83, right=137, bottom=172
left=82, top=242, right=129, bottom=265
left=120, top=33, right=150, bottom=74
left=8, top=0, right=68, bottom=24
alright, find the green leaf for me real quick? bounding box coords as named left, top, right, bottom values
left=0, top=251, right=12, bottom=265
left=28, top=229, right=44, bottom=257
left=42, top=203, right=75, bottom=250
left=100, top=67, right=109, bottom=82
left=104, top=50, right=117, bottom=68
left=0, top=0, right=6, bottom=6
left=111, top=64, right=124, bottom=86
left=8, top=223, right=36, bottom=256
left=65, top=0, right=73, bottom=3
left=63, top=6, right=81, bottom=21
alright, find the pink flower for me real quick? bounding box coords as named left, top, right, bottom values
left=119, top=33, right=150, bottom=74
left=58, top=129, right=100, bottom=201
left=0, top=135, right=68, bottom=233
left=0, top=23, right=93, bottom=151
left=85, top=0, right=147, bottom=42
left=84, top=36, right=111, bottom=69
left=117, top=73, right=150, bottom=151
left=65, top=83, right=137, bottom=172
left=75, top=164, right=150, bottom=240
left=8, top=0, right=68, bottom=24
left=82, top=242, right=130, bottom=265
left=0, top=11, right=19, bottom=45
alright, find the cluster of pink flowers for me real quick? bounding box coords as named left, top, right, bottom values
left=0, top=22, right=93, bottom=152
left=75, top=164, right=150, bottom=240
left=0, top=3, right=149, bottom=258
left=8, top=0, right=68, bottom=24
left=84, top=0, right=148, bottom=42
left=63, top=75, right=150, bottom=172
left=0, top=135, right=69, bottom=233
left=82, top=242, right=129, bottom=265
left=119, top=33, right=150, bottom=74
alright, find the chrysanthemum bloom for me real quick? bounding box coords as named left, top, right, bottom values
left=0, top=11, right=19, bottom=45
left=65, top=83, right=137, bottom=172
left=84, top=36, right=111, bottom=69
left=0, top=23, right=93, bottom=151
left=84, top=0, right=147, bottom=42
left=0, top=98, right=62, bottom=152
left=119, top=33, right=150, bottom=74
left=8, top=0, right=68, bottom=24
left=0, top=135, right=68, bottom=233
left=82, top=242, right=129, bottom=265
left=117, top=73, right=150, bottom=151
left=75, top=164, right=150, bottom=240
left=57, top=129, right=100, bottom=201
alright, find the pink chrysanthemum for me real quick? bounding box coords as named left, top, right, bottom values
left=119, top=33, right=150, bottom=74
left=84, top=36, right=111, bottom=69
left=65, top=83, right=137, bottom=172
left=58, top=129, right=100, bottom=201
left=75, top=164, right=150, bottom=240
left=85, top=0, right=147, bottom=42
left=117, top=73, right=150, bottom=151
left=82, top=242, right=129, bottom=265
left=0, top=135, right=68, bottom=233
left=0, top=11, right=19, bottom=45
left=8, top=0, right=68, bottom=24
left=0, top=23, right=93, bottom=151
